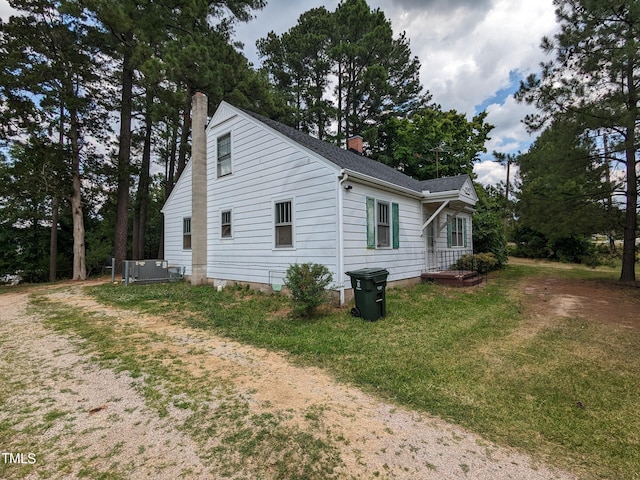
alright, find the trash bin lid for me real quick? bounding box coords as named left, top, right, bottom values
left=346, top=268, right=389, bottom=279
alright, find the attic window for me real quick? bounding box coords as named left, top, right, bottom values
left=217, top=133, right=231, bottom=177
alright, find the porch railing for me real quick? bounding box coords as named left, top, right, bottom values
left=426, top=249, right=475, bottom=273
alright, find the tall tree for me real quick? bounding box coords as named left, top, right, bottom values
left=0, top=138, right=71, bottom=281
left=378, top=108, right=493, bottom=180
left=331, top=0, right=425, bottom=145
left=84, top=0, right=266, bottom=273
left=258, top=0, right=428, bottom=148
left=516, top=0, right=639, bottom=282
left=517, top=118, right=614, bottom=241
left=257, top=7, right=333, bottom=138
left=493, top=152, right=516, bottom=233
left=0, top=0, right=103, bottom=280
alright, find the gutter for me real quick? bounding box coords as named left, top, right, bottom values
left=342, top=168, right=423, bottom=199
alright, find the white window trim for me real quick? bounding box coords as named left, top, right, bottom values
left=273, top=198, right=295, bottom=250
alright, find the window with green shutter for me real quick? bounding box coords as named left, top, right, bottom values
left=366, top=198, right=399, bottom=249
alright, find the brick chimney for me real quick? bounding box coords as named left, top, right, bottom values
left=347, top=135, right=363, bottom=155
left=191, top=92, right=207, bottom=285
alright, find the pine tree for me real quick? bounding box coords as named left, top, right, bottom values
left=258, top=0, right=428, bottom=149
left=517, top=0, right=639, bottom=282
left=0, top=0, right=104, bottom=280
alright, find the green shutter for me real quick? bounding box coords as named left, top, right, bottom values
left=463, top=217, right=468, bottom=248
left=392, top=202, right=399, bottom=249
left=446, top=214, right=452, bottom=248
left=366, top=197, right=375, bottom=249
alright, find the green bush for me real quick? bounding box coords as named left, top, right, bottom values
left=453, top=253, right=499, bottom=272
left=284, top=263, right=333, bottom=318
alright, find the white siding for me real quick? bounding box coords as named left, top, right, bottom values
left=162, top=102, right=478, bottom=290
left=205, top=107, right=339, bottom=285
left=162, top=162, right=193, bottom=275
left=342, top=182, right=424, bottom=285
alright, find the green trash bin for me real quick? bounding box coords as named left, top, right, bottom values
left=346, top=268, right=389, bottom=321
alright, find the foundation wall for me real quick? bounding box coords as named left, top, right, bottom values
left=182, top=275, right=424, bottom=307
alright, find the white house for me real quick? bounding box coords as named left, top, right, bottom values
left=162, top=96, right=479, bottom=303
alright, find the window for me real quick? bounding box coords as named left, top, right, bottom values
left=221, top=210, right=232, bottom=238
left=366, top=197, right=399, bottom=249
left=183, top=217, right=191, bottom=249
left=377, top=201, right=390, bottom=247
left=217, top=133, right=231, bottom=177
left=448, top=216, right=467, bottom=248
left=275, top=200, right=292, bottom=247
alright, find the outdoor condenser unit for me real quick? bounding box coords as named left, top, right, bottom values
left=122, top=259, right=182, bottom=285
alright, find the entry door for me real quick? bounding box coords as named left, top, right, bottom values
left=426, top=222, right=436, bottom=271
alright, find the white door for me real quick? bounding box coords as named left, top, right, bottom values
left=426, top=222, right=436, bottom=271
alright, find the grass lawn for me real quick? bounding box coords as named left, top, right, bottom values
left=90, top=263, right=640, bottom=480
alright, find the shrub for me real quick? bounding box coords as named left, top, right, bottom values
left=472, top=209, right=508, bottom=267
left=284, top=263, right=333, bottom=318
left=453, top=253, right=499, bottom=272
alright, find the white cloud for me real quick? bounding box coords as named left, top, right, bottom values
left=0, top=0, right=17, bottom=20
left=485, top=95, right=539, bottom=153
left=473, top=159, right=519, bottom=188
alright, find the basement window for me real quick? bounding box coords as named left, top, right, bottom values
left=183, top=217, right=191, bottom=250
left=217, top=133, right=232, bottom=177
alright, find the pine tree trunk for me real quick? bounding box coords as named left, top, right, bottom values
left=619, top=135, right=637, bottom=283
left=69, top=109, right=86, bottom=280
left=619, top=63, right=637, bottom=283
left=176, top=84, right=193, bottom=181
left=113, top=46, right=134, bottom=274
left=132, top=93, right=153, bottom=259
left=49, top=196, right=58, bottom=282
left=166, top=119, right=179, bottom=197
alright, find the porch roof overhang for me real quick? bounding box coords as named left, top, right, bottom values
left=421, top=189, right=477, bottom=212
left=420, top=200, right=449, bottom=233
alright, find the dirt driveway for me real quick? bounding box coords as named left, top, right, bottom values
left=0, top=277, right=608, bottom=479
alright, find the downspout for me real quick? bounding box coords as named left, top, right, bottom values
left=337, top=170, right=349, bottom=305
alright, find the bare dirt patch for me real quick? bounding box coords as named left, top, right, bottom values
left=521, top=276, right=639, bottom=331
left=1, top=283, right=579, bottom=479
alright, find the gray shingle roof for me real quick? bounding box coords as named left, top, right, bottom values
left=242, top=107, right=471, bottom=195
left=419, top=175, right=470, bottom=193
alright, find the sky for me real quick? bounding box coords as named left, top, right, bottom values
left=0, top=0, right=559, bottom=186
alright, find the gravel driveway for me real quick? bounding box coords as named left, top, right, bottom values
left=0, top=283, right=577, bottom=479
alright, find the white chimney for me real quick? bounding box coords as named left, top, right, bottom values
left=191, top=92, right=207, bottom=285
